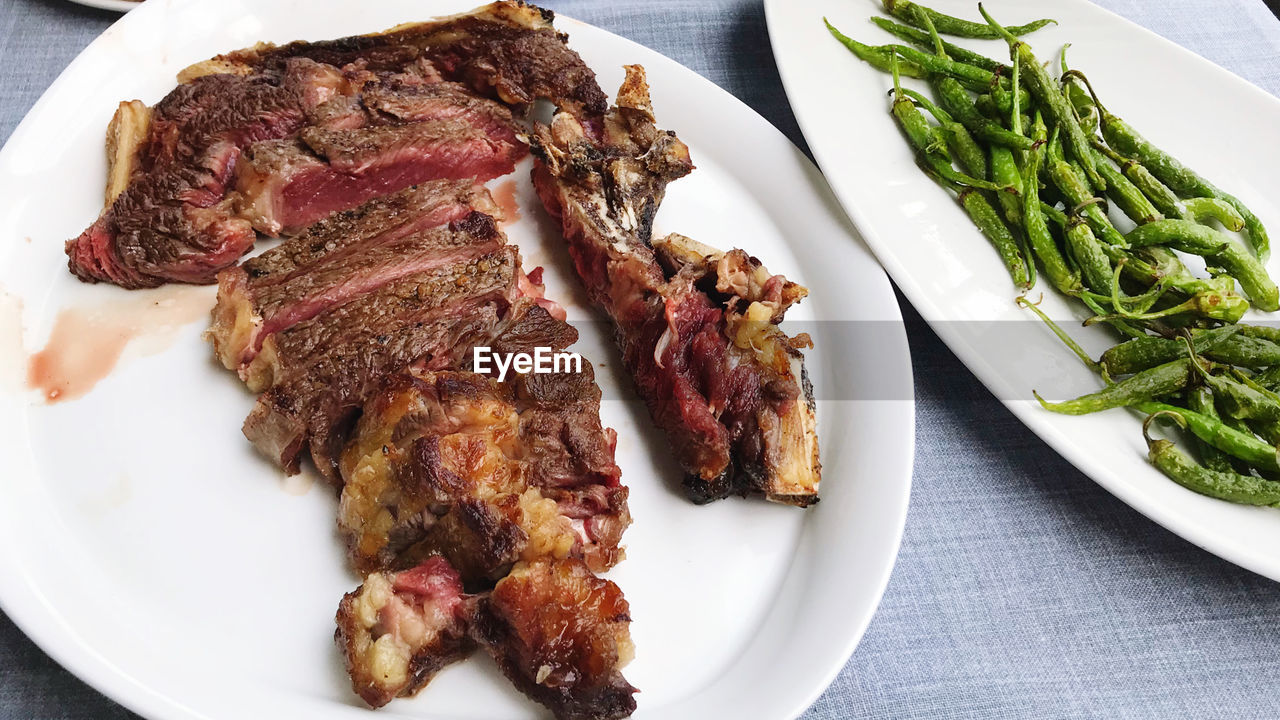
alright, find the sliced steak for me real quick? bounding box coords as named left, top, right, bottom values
left=70, top=1, right=598, bottom=290
left=241, top=247, right=520, bottom=480
left=334, top=304, right=629, bottom=580
left=235, top=116, right=522, bottom=237
left=335, top=554, right=637, bottom=719
left=363, top=80, right=523, bottom=146
left=475, top=559, right=637, bottom=720
left=335, top=556, right=476, bottom=708
left=66, top=68, right=320, bottom=288
left=512, top=366, right=629, bottom=574
left=209, top=180, right=498, bottom=374
left=245, top=214, right=504, bottom=383
left=481, top=301, right=630, bottom=572
left=510, top=359, right=619, bottom=488
left=239, top=180, right=496, bottom=282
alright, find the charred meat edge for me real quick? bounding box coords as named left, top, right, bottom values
left=530, top=65, right=820, bottom=506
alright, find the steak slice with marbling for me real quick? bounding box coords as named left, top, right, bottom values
left=209, top=180, right=502, bottom=376
left=337, top=303, right=630, bottom=582
left=336, top=555, right=637, bottom=719
left=69, top=1, right=602, bottom=290
left=338, top=370, right=579, bottom=581
left=66, top=70, right=315, bottom=288
left=240, top=247, right=520, bottom=480
left=235, top=115, right=523, bottom=237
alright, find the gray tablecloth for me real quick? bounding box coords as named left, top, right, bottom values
left=4, top=0, right=1280, bottom=717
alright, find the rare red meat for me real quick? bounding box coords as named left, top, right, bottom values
left=67, top=1, right=603, bottom=289
left=531, top=66, right=821, bottom=505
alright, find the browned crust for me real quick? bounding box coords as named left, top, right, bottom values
left=400, top=495, right=530, bottom=583
left=530, top=66, right=819, bottom=506
left=176, top=1, right=549, bottom=81
left=474, top=560, right=637, bottom=720
left=334, top=573, right=477, bottom=708
left=174, top=2, right=605, bottom=117
left=175, top=55, right=259, bottom=84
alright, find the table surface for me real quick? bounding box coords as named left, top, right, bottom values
left=4, top=0, right=1280, bottom=718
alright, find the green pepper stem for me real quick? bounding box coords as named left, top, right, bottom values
left=1017, top=295, right=1099, bottom=371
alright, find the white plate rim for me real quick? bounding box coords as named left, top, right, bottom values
left=65, top=0, right=141, bottom=13
left=0, top=2, right=915, bottom=719
left=764, top=0, right=1280, bottom=580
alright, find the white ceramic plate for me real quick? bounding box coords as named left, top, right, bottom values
left=66, top=0, right=140, bottom=13
left=0, top=1, right=915, bottom=718
left=766, top=0, right=1280, bottom=579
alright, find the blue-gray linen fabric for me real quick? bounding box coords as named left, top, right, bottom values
left=2, top=0, right=1279, bottom=717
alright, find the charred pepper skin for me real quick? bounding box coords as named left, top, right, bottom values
left=1126, top=220, right=1278, bottom=311
left=1138, top=401, right=1280, bottom=475
left=1146, top=437, right=1280, bottom=506
left=980, top=4, right=1104, bottom=192
left=1035, top=358, right=1199, bottom=415
left=935, top=76, right=1037, bottom=152
left=1021, top=114, right=1080, bottom=294
left=884, top=0, right=1055, bottom=39
left=1101, top=112, right=1271, bottom=260
left=870, top=16, right=1008, bottom=72
left=1099, top=326, right=1240, bottom=376
left=1183, top=388, right=1238, bottom=473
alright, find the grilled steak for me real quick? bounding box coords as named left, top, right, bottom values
left=329, top=302, right=635, bottom=716
left=483, top=300, right=629, bottom=572
left=209, top=180, right=501, bottom=376
left=336, top=555, right=635, bottom=719
left=652, top=233, right=821, bottom=504
left=504, top=351, right=629, bottom=573
left=336, top=556, right=476, bottom=708
left=484, top=301, right=629, bottom=573
left=338, top=304, right=629, bottom=580
left=475, top=559, right=637, bottom=720
left=66, top=70, right=313, bottom=288
left=338, top=370, right=579, bottom=580
left=163, top=8, right=809, bottom=716
left=531, top=66, right=821, bottom=505
left=200, top=1, right=607, bottom=118
left=362, top=81, right=525, bottom=142
left=69, top=1, right=604, bottom=290
left=235, top=113, right=523, bottom=237
left=330, top=310, right=635, bottom=716
left=241, top=248, right=519, bottom=480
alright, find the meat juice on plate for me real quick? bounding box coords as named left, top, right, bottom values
left=25, top=285, right=212, bottom=403
left=491, top=177, right=523, bottom=224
